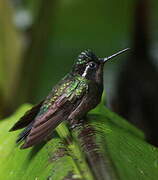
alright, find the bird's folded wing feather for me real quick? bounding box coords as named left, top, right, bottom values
left=21, top=77, right=89, bottom=148
left=9, top=101, right=44, bottom=131
left=10, top=74, right=72, bottom=132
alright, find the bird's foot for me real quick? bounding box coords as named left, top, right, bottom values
left=69, top=118, right=85, bottom=130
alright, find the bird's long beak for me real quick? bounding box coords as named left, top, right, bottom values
left=99, top=48, right=130, bottom=63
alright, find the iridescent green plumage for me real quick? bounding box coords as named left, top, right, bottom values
left=39, top=75, right=89, bottom=116
left=10, top=48, right=129, bottom=149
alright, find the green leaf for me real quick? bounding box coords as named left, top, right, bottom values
left=0, top=103, right=158, bottom=180
left=0, top=105, right=83, bottom=180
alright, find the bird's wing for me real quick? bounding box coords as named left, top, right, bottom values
left=21, top=76, right=89, bottom=148
left=9, top=74, right=72, bottom=132
left=9, top=101, right=44, bottom=131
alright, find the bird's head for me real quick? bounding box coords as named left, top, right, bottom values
left=72, top=48, right=129, bottom=83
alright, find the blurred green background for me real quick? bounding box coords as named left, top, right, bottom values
left=1, top=0, right=158, bottom=146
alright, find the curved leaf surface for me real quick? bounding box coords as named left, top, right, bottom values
left=0, top=104, right=158, bottom=180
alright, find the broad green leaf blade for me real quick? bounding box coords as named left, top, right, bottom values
left=0, top=105, right=84, bottom=180
left=91, top=94, right=144, bottom=140
left=87, top=114, right=158, bottom=180
left=0, top=104, right=158, bottom=180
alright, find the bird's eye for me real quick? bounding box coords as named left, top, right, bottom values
left=88, top=62, right=97, bottom=69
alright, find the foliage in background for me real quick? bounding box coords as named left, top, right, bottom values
left=1, top=0, right=158, bottom=179
left=0, top=0, right=134, bottom=117
left=114, top=0, right=158, bottom=146
left=0, top=0, right=23, bottom=117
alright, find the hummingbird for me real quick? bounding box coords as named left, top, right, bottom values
left=10, top=48, right=129, bottom=149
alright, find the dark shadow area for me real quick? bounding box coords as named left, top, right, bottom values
left=113, top=0, right=158, bottom=146
left=27, top=142, right=46, bottom=161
